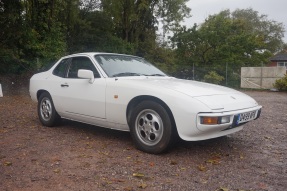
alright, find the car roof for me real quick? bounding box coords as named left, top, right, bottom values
left=62, top=52, right=142, bottom=59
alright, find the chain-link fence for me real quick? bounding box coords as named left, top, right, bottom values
left=172, top=63, right=242, bottom=88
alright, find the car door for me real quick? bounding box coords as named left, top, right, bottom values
left=56, top=56, right=106, bottom=119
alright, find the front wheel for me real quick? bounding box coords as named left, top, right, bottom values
left=130, top=101, right=175, bottom=154
left=38, top=92, right=61, bottom=127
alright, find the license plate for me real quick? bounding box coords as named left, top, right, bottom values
left=238, top=110, right=257, bottom=124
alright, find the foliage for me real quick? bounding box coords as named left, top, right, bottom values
left=101, top=0, right=190, bottom=44
left=0, top=0, right=23, bottom=73
left=274, top=74, right=287, bottom=91
left=171, top=8, right=285, bottom=81
left=203, top=71, right=225, bottom=85
left=144, top=45, right=177, bottom=75
left=67, top=10, right=135, bottom=54
left=172, top=10, right=283, bottom=66
left=0, top=0, right=68, bottom=73
left=282, top=43, right=287, bottom=52
left=232, top=8, right=285, bottom=53
left=100, top=0, right=190, bottom=69
left=0, top=0, right=190, bottom=74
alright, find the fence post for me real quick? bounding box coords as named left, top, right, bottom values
left=192, top=62, right=195, bottom=80
left=260, top=62, right=263, bottom=88
left=225, top=62, right=228, bottom=86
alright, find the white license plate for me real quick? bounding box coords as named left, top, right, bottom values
left=238, top=110, right=257, bottom=124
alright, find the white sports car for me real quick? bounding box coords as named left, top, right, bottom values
left=30, top=52, right=262, bottom=154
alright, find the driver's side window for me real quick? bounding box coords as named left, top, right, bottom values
left=68, top=57, right=100, bottom=78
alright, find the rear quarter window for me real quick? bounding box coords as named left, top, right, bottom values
left=53, top=58, right=70, bottom=78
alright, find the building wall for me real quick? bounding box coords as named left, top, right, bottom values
left=268, top=62, right=277, bottom=67
left=241, top=66, right=286, bottom=89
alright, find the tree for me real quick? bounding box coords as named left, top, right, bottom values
left=203, top=71, right=225, bottom=84
left=68, top=9, right=135, bottom=54
left=157, top=0, right=191, bottom=39
left=172, top=8, right=285, bottom=68
left=0, top=0, right=24, bottom=73
left=281, top=43, right=287, bottom=52
left=101, top=0, right=190, bottom=44
left=0, top=0, right=190, bottom=74
left=171, top=8, right=285, bottom=86
left=0, top=0, right=69, bottom=73
left=232, top=8, right=285, bottom=53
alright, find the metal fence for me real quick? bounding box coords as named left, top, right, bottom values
left=172, top=63, right=242, bottom=88
left=172, top=64, right=287, bottom=89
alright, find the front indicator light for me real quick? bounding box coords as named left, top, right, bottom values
left=220, top=116, right=230, bottom=124
left=201, top=117, right=218, bottom=125
left=200, top=116, right=231, bottom=125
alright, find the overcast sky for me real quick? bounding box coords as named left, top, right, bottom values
left=185, top=0, right=287, bottom=43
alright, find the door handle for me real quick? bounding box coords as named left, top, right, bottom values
left=61, top=83, right=69, bottom=87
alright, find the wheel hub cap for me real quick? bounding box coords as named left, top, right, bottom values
left=40, top=98, right=52, bottom=121
left=135, top=109, right=163, bottom=146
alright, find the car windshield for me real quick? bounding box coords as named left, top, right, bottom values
left=94, top=54, right=166, bottom=77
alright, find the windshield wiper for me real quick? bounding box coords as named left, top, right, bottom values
left=146, top=74, right=166, bottom=76
left=112, top=72, right=143, bottom=77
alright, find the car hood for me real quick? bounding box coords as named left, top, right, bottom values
left=130, top=77, right=237, bottom=96
left=123, top=77, right=259, bottom=110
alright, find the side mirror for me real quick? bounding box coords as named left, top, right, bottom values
left=78, top=69, right=95, bottom=83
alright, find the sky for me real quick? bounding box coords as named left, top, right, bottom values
left=184, top=0, right=287, bottom=43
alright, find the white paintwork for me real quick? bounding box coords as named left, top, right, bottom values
left=29, top=52, right=262, bottom=141
left=78, top=69, right=95, bottom=83
left=0, top=83, right=3, bottom=97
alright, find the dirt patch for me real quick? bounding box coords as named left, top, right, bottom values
left=0, top=86, right=286, bottom=190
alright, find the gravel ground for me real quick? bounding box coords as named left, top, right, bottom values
left=0, top=84, right=286, bottom=191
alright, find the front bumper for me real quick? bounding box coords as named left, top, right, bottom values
left=196, top=105, right=262, bottom=132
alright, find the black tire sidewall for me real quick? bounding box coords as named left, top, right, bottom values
left=38, top=92, right=59, bottom=127
left=130, top=100, right=174, bottom=154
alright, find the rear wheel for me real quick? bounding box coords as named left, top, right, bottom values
left=38, top=92, right=61, bottom=127
left=130, top=100, right=175, bottom=154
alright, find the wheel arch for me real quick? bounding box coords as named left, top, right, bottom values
left=36, top=90, right=50, bottom=101
left=126, top=95, right=178, bottom=133
left=37, top=89, right=61, bottom=126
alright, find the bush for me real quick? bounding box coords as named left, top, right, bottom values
left=274, top=74, right=287, bottom=91
left=203, top=71, right=225, bottom=85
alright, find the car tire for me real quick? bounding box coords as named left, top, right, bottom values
left=38, top=92, right=61, bottom=127
left=130, top=100, right=175, bottom=154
